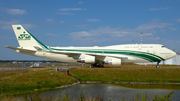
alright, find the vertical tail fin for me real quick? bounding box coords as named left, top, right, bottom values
left=12, top=25, right=48, bottom=50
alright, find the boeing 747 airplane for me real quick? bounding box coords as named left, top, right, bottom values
left=5, top=25, right=176, bottom=68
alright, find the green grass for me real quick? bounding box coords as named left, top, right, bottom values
left=1, top=64, right=180, bottom=98
left=1, top=90, right=174, bottom=101
left=70, top=68, right=180, bottom=83
left=0, top=70, right=77, bottom=97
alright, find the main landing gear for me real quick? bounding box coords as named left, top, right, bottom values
left=89, top=63, right=104, bottom=68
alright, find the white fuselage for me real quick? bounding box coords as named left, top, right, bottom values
left=17, top=44, right=176, bottom=64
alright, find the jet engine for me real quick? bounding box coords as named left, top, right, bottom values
left=105, top=58, right=121, bottom=66
left=77, top=55, right=95, bottom=64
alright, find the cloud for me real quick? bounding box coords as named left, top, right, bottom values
left=6, top=9, right=26, bottom=15
left=69, top=21, right=174, bottom=45
left=168, top=27, right=177, bottom=31
left=0, top=20, right=20, bottom=30
left=0, top=36, right=15, bottom=40
left=70, top=31, right=92, bottom=38
left=136, top=22, right=172, bottom=30
left=57, top=8, right=86, bottom=15
left=152, top=18, right=161, bottom=22
left=176, top=19, right=180, bottom=22
left=60, top=21, right=64, bottom=24
left=79, top=2, right=84, bottom=4
left=59, top=8, right=87, bottom=11
left=87, top=19, right=100, bottom=22
left=46, top=33, right=58, bottom=36
left=143, top=33, right=153, bottom=36
left=0, top=20, right=36, bottom=30
left=70, top=26, right=133, bottom=38
left=22, top=24, right=36, bottom=30
left=0, top=20, right=20, bottom=25
left=149, top=7, right=170, bottom=11
left=46, top=19, right=54, bottom=22
left=57, top=12, right=74, bottom=15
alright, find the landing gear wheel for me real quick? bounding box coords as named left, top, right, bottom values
left=99, top=65, right=104, bottom=68
left=89, top=64, right=94, bottom=68
left=89, top=64, right=104, bottom=68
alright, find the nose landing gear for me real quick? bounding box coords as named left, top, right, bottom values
left=156, top=62, right=160, bottom=68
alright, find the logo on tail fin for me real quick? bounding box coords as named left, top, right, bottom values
left=18, top=31, right=31, bottom=40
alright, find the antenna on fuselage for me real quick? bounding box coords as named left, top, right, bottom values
left=140, top=32, right=142, bottom=44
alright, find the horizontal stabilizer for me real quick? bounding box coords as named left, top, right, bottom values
left=5, top=46, right=36, bottom=52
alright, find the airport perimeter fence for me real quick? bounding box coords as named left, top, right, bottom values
left=0, top=62, right=28, bottom=72
left=51, top=63, right=86, bottom=67
left=0, top=61, right=87, bottom=72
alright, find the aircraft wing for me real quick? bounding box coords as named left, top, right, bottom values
left=47, top=49, right=131, bottom=60
left=33, top=46, right=82, bottom=59
left=48, top=50, right=82, bottom=55
left=33, top=46, right=82, bottom=55
left=33, top=46, right=134, bottom=60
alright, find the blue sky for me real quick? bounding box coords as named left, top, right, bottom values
left=0, top=0, right=180, bottom=60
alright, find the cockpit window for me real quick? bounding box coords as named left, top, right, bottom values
left=161, top=46, right=166, bottom=48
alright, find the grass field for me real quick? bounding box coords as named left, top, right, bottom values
left=0, top=69, right=77, bottom=97
left=70, top=65, right=180, bottom=83
left=1, top=64, right=180, bottom=98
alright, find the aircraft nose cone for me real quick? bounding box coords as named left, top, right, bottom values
left=171, top=51, right=177, bottom=58
left=172, top=51, right=177, bottom=58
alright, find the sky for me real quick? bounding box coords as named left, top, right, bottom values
left=0, top=0, right=180, bottom=60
